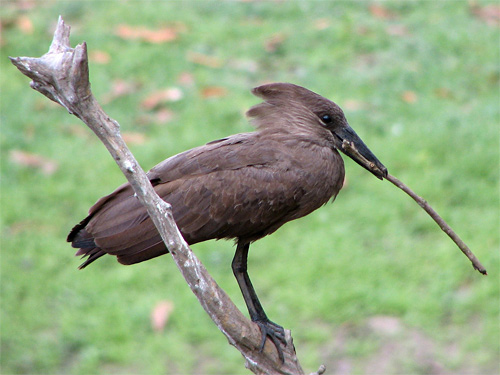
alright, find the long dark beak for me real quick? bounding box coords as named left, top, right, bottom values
left=333, top=125, right=388, bottom=180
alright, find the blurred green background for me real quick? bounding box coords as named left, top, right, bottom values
left=1, top=1, right=498, bottom=374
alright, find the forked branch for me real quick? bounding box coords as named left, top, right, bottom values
left=10, top=16, right=307, bottom=375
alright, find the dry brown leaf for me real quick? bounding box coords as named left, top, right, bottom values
left=401, top=91, right=418, bottom=104
left=0, top=20, right=4, bottom=47
left=151, top=300, right=175, bottom=333
left=89, top=50, right=111, bottom=64
left=115, top=24, right=178, bottom=43
left=265, top=33, right=287, bottom=52
left=227, top=58, right=258, bottom=73
left=101, top=79, right=141, bottom=104
left=136, top=108, right=175, bottom=126
left=10, top=150, right=58, bottom=176
left=8, top=220, right=53, bottom=236
left=187, top=51, right=223, bottom=68
left=141, top=88, right=183, bottom=110
left=154, top=108, right=175, bottom=124
left=313, top=18, right=331, bottom=30
left=385, top=24, right=409, bottom=36
left=177, top=71, right=195, bottom=86
left=434, top=87, right=453, bottom=99
left=122, top=132, right=147, bottom=145
left=343, top=100, right=365, bottom=111
left=8, top=220, right=36, bottom=235
left=201, top=86, right=228, bottom=99
left=8, top=0, right=37, bottom=11
left=16, top=15, right=33, bottom=34
left=109, top=79, right=136, bottom=96
left=470, top=4, right=500, bottom=27
left=23, top=124, right=35, bottom=142
left=369, top=4, right=397, bottom=20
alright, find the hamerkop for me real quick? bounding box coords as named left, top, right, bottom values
left=68, top=83, right=387, bottom=361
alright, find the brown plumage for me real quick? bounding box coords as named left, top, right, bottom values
left=68, top=83, right=387, bottom=361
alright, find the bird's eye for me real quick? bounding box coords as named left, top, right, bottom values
left=320, top=114, right=332, bottom=124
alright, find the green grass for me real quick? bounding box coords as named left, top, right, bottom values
left=1, top=1, right=499, bottom=374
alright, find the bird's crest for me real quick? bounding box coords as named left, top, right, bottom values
left=246, top=83, right=345, bottom=134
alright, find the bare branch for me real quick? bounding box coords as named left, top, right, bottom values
left=10, top=16, right=309, bottom=374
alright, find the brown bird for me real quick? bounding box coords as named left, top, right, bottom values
left=68, top=83, right=387, bottom=361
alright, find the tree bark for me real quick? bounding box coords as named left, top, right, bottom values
left=10, top=16, right=316, bottom=375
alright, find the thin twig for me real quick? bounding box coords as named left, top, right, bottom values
left=341, top=140, right=487, bottom=276
left=385, top=174, right=487, bottom=275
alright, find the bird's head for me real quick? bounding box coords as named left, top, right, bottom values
left=247, top=83, right=388, bottom=180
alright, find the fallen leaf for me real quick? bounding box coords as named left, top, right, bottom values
left=177, top=71, right=195, bottom=86
left=401, top=91, right=418, bottom=104
left=368, top=315, right=402, bottom=336
left=227, top=58, right=258, bottom=73
left=122, top=132, right=147, bottom=145
left=7, top=219, right=53, bottom=235
left=136, top=108, right=175, bottom=126
left=434, top=87, right=453, bottom=99
left=0, top=20, right=4, bottom=47
left=343, top=100, right=365, bottom=111
left=385, top=24, right=409, bottom=36
left=470, top=3, right=500, bottom=27
left=313, top=18, right=331, bottom=30
left=16, top=14, right=33, bottom=34
left=115, top=24, right=178, bottom=43
left=23, top=124, right=35, bottom=142
left=141, top=88, right=183, bottom=110
left=89, top=50, right=111, bottom=64
left=265, top=33, right=287, bottom=53
left=201, top=86, right=228, bottom=99
left=369, top=4, right=397, bottom=20
left=7, top=0, right=36, bottom=11
left=102, top=79, right=141, bottom=104
left=151, top=300, right=175, bottom=333
left=10, top=150, right=58, bottom=176
left=187, top=51, right=223, bottom=68
left=154, top=108, right=175, bottom=124
left=8, top=220, right=37, bottom=235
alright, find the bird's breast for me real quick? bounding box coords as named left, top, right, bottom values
left=272, top=139, right=345, bottom=220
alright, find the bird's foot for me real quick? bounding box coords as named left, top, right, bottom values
left=254, top=318, right=286, bottom=363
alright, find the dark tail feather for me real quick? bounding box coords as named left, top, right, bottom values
left=77, top=247, right=107, bottom=269
left=68, top=225, right=105, bottom=269
left=67, top=216, right=93, bottom=242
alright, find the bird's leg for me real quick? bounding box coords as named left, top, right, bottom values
left=232, top=241, right=286, bottom=362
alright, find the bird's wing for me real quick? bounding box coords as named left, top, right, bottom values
left=147, top=132, right=264, bottom=183
left=69, top=133, right=310, bottom=266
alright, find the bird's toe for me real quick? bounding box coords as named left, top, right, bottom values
left=254, top=319, right=286, bottom=363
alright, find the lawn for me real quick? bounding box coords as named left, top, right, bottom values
left=1, top=1, right=499, bottom=374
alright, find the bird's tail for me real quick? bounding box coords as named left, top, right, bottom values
left=68, top=220, right=105, bottom=268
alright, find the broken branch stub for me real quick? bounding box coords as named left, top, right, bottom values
left=10, top=19, right=90, bottom=115
left=10, top=15, right=307, bottom=375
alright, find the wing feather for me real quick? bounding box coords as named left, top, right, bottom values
left=69, top=132, right=342, bottom=267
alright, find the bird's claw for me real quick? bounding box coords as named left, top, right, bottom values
left=254, top=319, right=286, bottom=363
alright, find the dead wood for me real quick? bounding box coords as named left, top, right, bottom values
left=10, top=16, right=310, bottom=375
